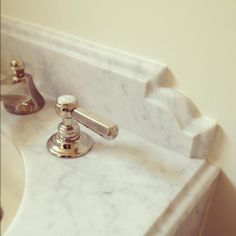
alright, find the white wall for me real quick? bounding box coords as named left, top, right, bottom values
left=2, top=0, right=236, bottom=233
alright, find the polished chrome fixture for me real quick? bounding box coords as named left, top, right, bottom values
left=1, top=59, right=45, bottom=115
left=47, top=95, right=119, bottom=158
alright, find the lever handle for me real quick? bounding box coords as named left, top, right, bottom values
left=72, top=107, right=119, bottom=140
left=56, top=95, right=119, bottom=140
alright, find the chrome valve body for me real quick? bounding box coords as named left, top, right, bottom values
left=47, top=95, right=119, bottom=158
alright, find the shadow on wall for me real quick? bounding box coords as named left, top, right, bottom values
left=201, top=172, right=236, bottom=236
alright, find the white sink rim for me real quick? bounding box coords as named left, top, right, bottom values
left=1, top=133, right=25, bottom=235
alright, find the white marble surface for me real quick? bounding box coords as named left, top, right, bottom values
left=146, top=165, right=219, bottom=236
left=1, top=16, right=217, bottom=159
left=174, top=182, right=216, bottom=236
left=1, top=101, right=219, bottom=236
left=0, top=16, right=220, bottom=236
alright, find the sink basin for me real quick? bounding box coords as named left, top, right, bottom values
left=0, top=133, right=25, bottom=235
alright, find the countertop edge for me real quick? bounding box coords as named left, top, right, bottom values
left=145, top=162, right=220, bottom=236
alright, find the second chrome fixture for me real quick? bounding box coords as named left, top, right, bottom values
left=47, top=95, right=119, bottom=158
left=1, top=59, right=45, bottom=115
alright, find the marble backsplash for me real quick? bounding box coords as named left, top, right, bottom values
left=1, top=16, right=217, bottom=159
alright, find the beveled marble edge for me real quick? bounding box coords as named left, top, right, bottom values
left=145, top=162, right=220, bottom=236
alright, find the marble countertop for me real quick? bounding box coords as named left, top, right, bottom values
left=2, top=101, right=219, bottom=236
left=1, top=18, right=220, bottom=235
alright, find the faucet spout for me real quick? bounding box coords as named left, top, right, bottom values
left=1, top=60, right=45, bottom=115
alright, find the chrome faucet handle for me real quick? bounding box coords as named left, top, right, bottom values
left=47, top=95, right=119, bottom=158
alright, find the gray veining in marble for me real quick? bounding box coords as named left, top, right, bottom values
left=1, top=102, right=219, bottom=236
left=1, top=16, right=220, bottom=236
left=1, top=16, right=217, bottom=159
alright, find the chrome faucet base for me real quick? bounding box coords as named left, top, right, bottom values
left=3, top=96, right=42, bottom=115
left=47, top=132, right=93, bottom=158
